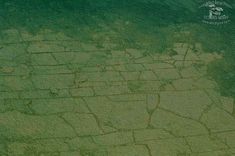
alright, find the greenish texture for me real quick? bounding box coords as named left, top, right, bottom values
left=0, top=0, right=235, bottom=155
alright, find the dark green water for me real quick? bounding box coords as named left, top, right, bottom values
left=0, top=0, right=234, bottom=98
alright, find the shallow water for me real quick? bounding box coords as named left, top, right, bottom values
left=0, top=0, right=235, bottom=155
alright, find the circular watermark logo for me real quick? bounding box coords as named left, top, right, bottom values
left=199, top=0, right=232, bottom=25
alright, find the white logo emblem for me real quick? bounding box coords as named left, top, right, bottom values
left=199, top=0, right=232, bottom=25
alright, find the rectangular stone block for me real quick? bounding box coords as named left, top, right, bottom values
left=28, top=42, right=65, bottom=53
left=121, top=71, right=140, bottom=81
left=94, top=85, right=130, bottom=96
left=0, top=111, right=76, bottom=139
left=31, top=98, right=89, bottom=114
left=76, top=71, right=123, bottom=82
left=134, top=129, right=173, bottom=142
left=31, top=53, right=58, bottom=65
left=32, top=65, right=72, bottom=75
left=53, top=52, right=91, bottom=64
left=144, top=62, right=174, bottom=70
left=70, top=87, right=94, bottom=97
left=1, top=76, right=33, bottom=91
left=107, top=94, right=145, bottom=102
left=92, top=132, right=133, bottom=146
left=32, top=74, right=75, bottom=89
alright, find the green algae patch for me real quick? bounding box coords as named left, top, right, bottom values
left=208, top=59, right=235, bottom=98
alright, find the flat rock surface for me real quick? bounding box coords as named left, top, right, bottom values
left=0, top=29, right=234, bottom=156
